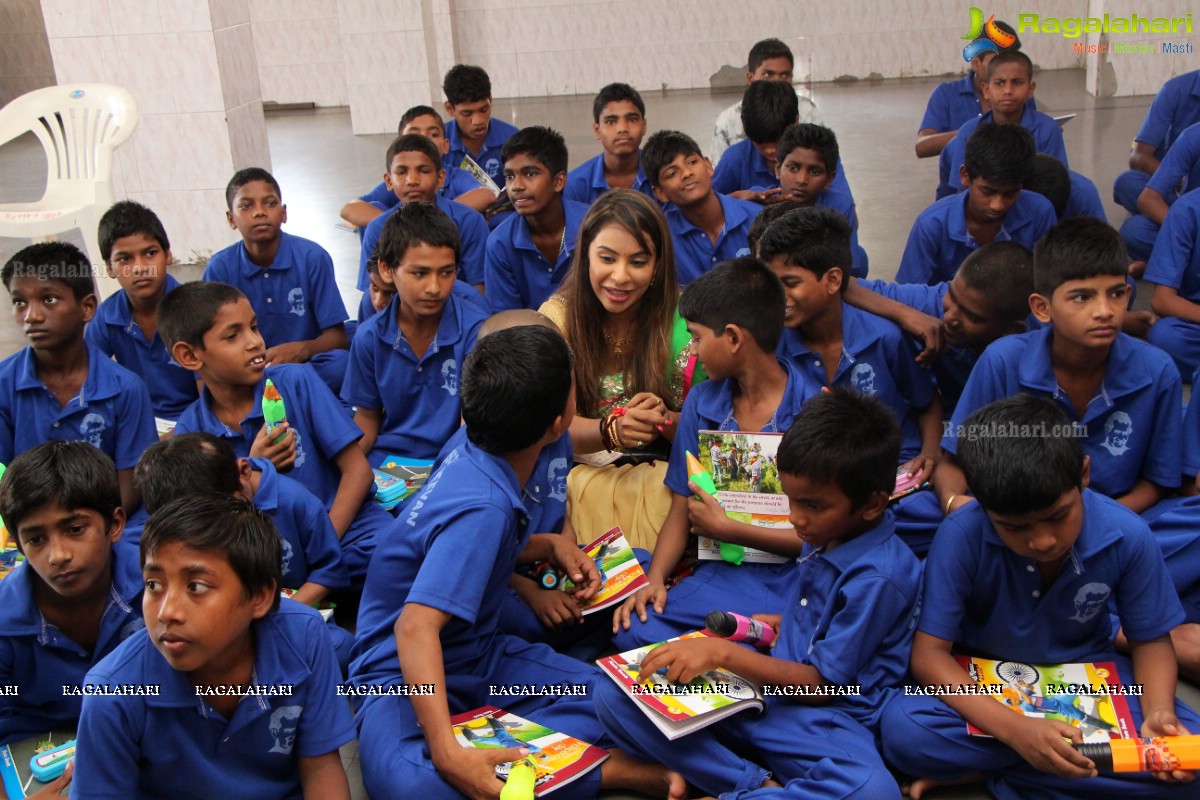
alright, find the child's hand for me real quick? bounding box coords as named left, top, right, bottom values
left=639, top=637, right=732, bottom=685
left=999, top=716, right=1095, bottom=779
left=550, top=536, right=601, bottom=601
left=1142, top=711, right=1196, bottom=783
left=902, top=452, right=939, bottom=483
left=526, top=589, right=583, bottom=630
left=250, top=420, right=297, bottom=471
left=612, top=580, right=668, bottom=633
left=751, top=614, right=782, bottom=647
left=898, top=310, right=944, bottom=365
left=686, top=482, right=730, bottom=539
left=27, top=759, right=72, bottom=798
left=265, top=341, right=311, bottom=365
left=434, top=745, right=526, bottom=800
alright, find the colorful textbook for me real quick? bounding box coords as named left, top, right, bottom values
left=451, top=706, right=608, bottom=795
left=597, top=631, right=765, bottom=740
left=563, top=527, right=648, bottom=615
left=955, top=656, right=1137, bottom=743
left=694, top=431, right=790, bottom=565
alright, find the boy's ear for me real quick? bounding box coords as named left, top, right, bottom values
left=443, top=100, right=455, bottom=118
left=280, top=204, right=288, bottom=225
left=592, top=121, right=602, bottom=141
left=1079, top=455, right=1091, bottom=490
left=436, top=168, right=447, bottom=190
left=1028, top=292, right=1052, bottom=324
left=724, top=323, right=743, bottom=351
left=959, top=164, right=971, bottom=189
left=246, top=579, right=276, bottom=621
left=552, top=171, right=567, bottom=193
left=377, top=259, right=396, bottom=282
left=80, top=293, right=98, bottom=323
left=225, top=209, right=237, bottom=230
left=651, top=185, right=668, bottom=204
left=106, top=506, right=127, bottom=545
left=859, top=489, right=890, bottom=523
left=1028, top=80, right=1037, bottom=97
left=104, top=262, right=116, bottom=280
left=825, top=266, right=844, bottom=295
left=164, top=249, right=174, bottom=267
left=437, top=135, right=449, bottom=155
left=172, top=340, right=204, bottom=371
left=383, top=171, right=395, bottom=192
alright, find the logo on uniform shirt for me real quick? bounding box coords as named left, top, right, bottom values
left=1068, top=582, right=1111, bottom=623
left=849, top=363, right=877, bottom=396
left=441, top=361, right=458, bottom=396
left=280, top=539, right=294, bottom=576
left=547, top=457, right=568, bottom=502
left=1100, top=411, right=1132, bottom=456
left=268, top=705, right=303, bottom=754
left=80, top=413, right=108, bottom=449
left=292, top=430, right=307, bottom=470
left=288, top=288, right=305, bottom=317
left=484, top=158, right=501, bottom=179
left=735, top=247, right=751, bottom=258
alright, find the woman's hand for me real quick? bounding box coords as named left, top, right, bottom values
left=617, top=392, right=670, bottom=448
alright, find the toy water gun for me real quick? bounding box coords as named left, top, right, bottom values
left=261, top=379, right=287, bottom=445
left=0, top=461, right=7, bottom=550
left=1076, top=735, right=1200, bottom=773
left=706, top=610, right=776, bottom=649
left=499, top=757, right=537, bottom=800
left=686, top=451, right=742, bottom=565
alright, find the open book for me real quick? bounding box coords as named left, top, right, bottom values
left=955, top=656, right=1136, bottom=743
left=450, top=706, right=608, bottom=794
left=597, top=631, right=764, bottom=740
left=564, top=527, right=648, bottom=615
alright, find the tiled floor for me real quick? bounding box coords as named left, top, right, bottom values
left=0, top=71, right=1175, bottom=800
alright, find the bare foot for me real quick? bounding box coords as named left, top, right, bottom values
left=1172, top=623, right=1200, bottom=683
left=600, top=749, right=689, bottom=798
left=903, top=773, right=984, bottom=799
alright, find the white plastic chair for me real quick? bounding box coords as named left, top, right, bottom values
left=0, top=84, right=139, bottom=300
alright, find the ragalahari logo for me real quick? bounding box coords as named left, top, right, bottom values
left=962, top=8, right=1017, bottom=61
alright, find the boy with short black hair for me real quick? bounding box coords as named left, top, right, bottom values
left=88, top=200, right=199, bottom=420
left=642, top=130, right=759, bottom=286
left=883, top=395, right=1199, bottom=799
left=0, top=242, right=157, bottom=514
left=161, top=281, right=390, bottom=582
left=204, top=167, right=350, bottom=394
left=343, top=202, right=488, bottom=465
left=484, top=125, right=589, bottom=311
left=1027, top=154, right=1108, bottom=222
left=356, top=133, right=489, bottom=294
left=564, top=82, right=655, bottom=205
left=712, top=80, right=798, bottom=202
left=897, top=123, right=1056, bottom=285
left=72, top=494, right=355, bottom=799
left=1122, top=121, right=1200, bottom=261
left=603, top=388, right=919, bottom=799
left=350, top=325, right=684, bottom=798
left=0, top=442, right=142, bottom=749
left=613, top=257, right=819, bottom=647
left=442, top=64, right=520, bottom=188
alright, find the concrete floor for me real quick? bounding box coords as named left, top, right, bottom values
left=0, top=70, right=1187, bottom=800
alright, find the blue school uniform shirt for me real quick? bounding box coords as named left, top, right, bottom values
left=937, top=107, right=1069, bottom=199
left=920, top=491, right=1184, bottom=664
left=173, top=363, right=362, bottom=509
left=85, top=274, right=198, bottom=420
left=779, top=304, right=934, bottom=462
left=895, top=191, right=1056, bottom=285
left=72, top=601, right=354, bottom=800
left=777, top=513, right=920, bottom=723
left=1147, top=121, right=1200, bottom=200
left=1064, top=170, right=1107, bottom=221
left=358, top=164, right=486, bottom=210
left=250, top=457, right=349, bottom=592
left=1145, top=190, right=1200, bottom=303
left=564, top=152, right=656, bottom=206
left=0, top=547, right=144, bottom=744
left=857, top=279, right=980, bottom=416
left=341, top=289, right=487, bottom=462
left=348, top=435, right=531, bottom=697
left=713, top=139, right=854, bottom=200
left=944, top=328, right=1183, bottom=496
left=484, top=199, right=589, bottom=312
left=1133, top=69, right=1200, bottom=160
left=666, top=193, right=759, bottom=286
left=664, top=358, right=817, bottom=497
left=918, top=71, right=1039, bottom=133
left=815, top=187, right=867, bottom=278
left=444, top=117, right=520, bottom=187
left=203, top=232, right=349, bottom=349
left=356, top=194, right=490, bottom=290
left=0, top=345, right=157, bottom=469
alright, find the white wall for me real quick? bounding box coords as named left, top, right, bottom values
left=251, top=0, right=348, bottom=107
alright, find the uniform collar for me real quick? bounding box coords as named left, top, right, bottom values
left=375, top=290, right=465, bottom=362
left=15, top=345, right=123, bottom=404
left=454, top=436, right=527, bottom=518
left=670, top=193, right=756, bottom=237
left=958, top=71, right=980, bottom=96
left=945, top=191, right=1035, bottom=247
left=97, top=274, right=181, bottom=329
left=0, top=545, right=141, bottom=639
left=798, top=511, right=897, bottom=572
left=1016, top=328, right=1153, bottom=410
left=238, top=232, right=292, bottom=279
left=249, top=457, right=280, bottom=514
left=196, top=373, right=268, bottom=434
left=979, top=489, right=1121, bottom=567
left=693, top=357, right=810, bottom=430
left=586, top=152, right=650, bottom=193
left=447, top=119, right=509, bottom=153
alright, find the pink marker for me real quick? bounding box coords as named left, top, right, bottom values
left=705, top=610, right=776, bottom=649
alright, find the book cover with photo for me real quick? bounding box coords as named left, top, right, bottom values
left=695, top=431, right=790, bottom=564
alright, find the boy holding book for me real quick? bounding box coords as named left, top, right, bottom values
left=613, top=258, right=819, bottom=648
left=882, top=395, right=1199, bottom=799
left=600, top=389, right=919, bottom=799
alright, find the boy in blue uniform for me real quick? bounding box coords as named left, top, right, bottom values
left=442, top=64, right=519, bottom=189
left=712, top=79, right=796, bottom=202
left=204, top=168, right=350, bottom=394
left=1146, top=190, right=1200, bottom=378
left=1026, top=154, right=1108, bottom=223
left=344, top=203, right=487, bottom=465
left=775, top=123, right=868, bottom=276
left=484, top=126, right=589, bottom=311
left=602, top=389, right=919, bottom=799
left=72, top=494, right=355, bottom=799
left=1122, top=121, right=1200, bottom=261
left=937, top=51, right=1068, bottom=200
left=135, top=433, right=354, bottom=671
left=882, top=395, right=1199, bottom=800
left=357, top=133, right=489, bottom=292
left=1114, top=69, right=1200, bottom=213
left=643, top=130, right=759, bottom=286
left=340, top=104, right=496, bottom=231
left=0, top=443, right=143, bottom=748
left=0, top=243, right=157, bottom=515
left=614, top=258, right=819, bottom=648
left=565, top=83, right=655, bottom=206
left=898, top=123, right=1056, bottom=285
left=161, top=281, right=390, bottom=582
left=349, top=325, right=684, bottom=799
left=87, top=200, right=198, bottom=420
